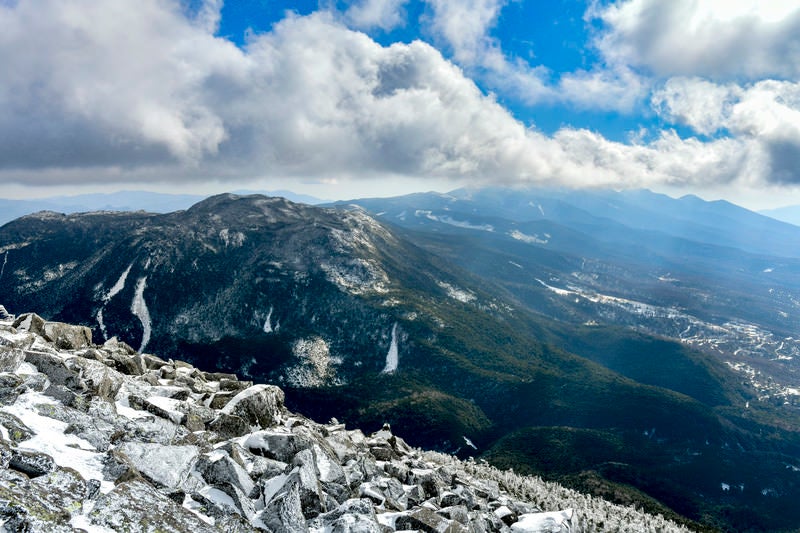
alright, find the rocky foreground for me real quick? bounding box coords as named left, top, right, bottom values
left=0, top=307, right=692, bottom=532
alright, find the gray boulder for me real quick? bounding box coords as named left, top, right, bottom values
left=12, top=313, right=47, bottom=337
left=257, top=471, right=309, bottom=533
left=220, top=383, right=284, bottom=429
left=196, top=450, right=257, bottom=499
left=89, top=479, right=218, bottom=532
left=43, top=321, right=92, bottom=350
left=9, top=449, right=57, bottom=478
left=0, top=347, right=24, bottom=373
left=244, top=428, right=313, bottom=463
left=116, top=441, right=199, bottom=490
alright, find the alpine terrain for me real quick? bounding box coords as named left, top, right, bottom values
left=0, top=307, right=699, bottom=531
left=2, top=192, right=800, bottom=531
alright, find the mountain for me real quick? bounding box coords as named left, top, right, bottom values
left=0, top=310, right=699, bottom=532
left=761, top=205, right=800, bottom=227
left=0, top=189, right=326, bottom=226
left=337, top=187, right=800, bottom=400
left=3, top=193, right=800, bottom=530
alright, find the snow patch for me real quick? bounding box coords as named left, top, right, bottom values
left=131, top=276, right=151, bottom=352
left=285, top=337, right=342, bottom=387
left=96, top=308, right=107, bottom=341
left=104, top=264, right=132, bottom=302
left=1, top=392, right=112, bottom=493
left=263, top=306, right=274, bottom=333
left=415, top=210, right=494, bottom=232
left=321, top=259, right=389, bottom=295
left=0, top=250, right=7, bottom=281
left=511, top=509, right=573, bottom=532
left=382, top=322, right=399, bottom=374
left=463, top=436, right=478, bottom=450
left=508, top=230, right=548, bottom=244
left=219, top=228, right=246, bottom=248
left=437, top=281, right=476, bottom=303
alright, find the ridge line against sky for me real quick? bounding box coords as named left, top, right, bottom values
left=1, top=0, right=799, bottom=209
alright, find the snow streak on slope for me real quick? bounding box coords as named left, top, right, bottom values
left=263, top=306, right=274, bottom=333
left=508, top=230, right=549, bottom=244
left=131, top=277, right=151, bottom=352
left=0, top=251, right=7, bottom=281
left=96, top=309, right=107, bottom=341
left=382, top=322, right=399, bottom=374
left=415, top=210, right=494, bottom=232
left=104, top=264, right=133, bottom=302
left=96, top=263, right=134, bottom=340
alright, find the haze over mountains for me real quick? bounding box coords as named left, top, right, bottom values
left=2, top=189, right=800, bottom=530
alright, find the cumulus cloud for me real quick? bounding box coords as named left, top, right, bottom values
left=652, top=78, right=800, bottom=183
left=592, top=0, right=800, bottom=79
left=651, top=78, right=741, bottom=136
left=344, top=0, right=409, bottom=32
left=559, top=66, right=649, bottom=112
left=0, top=0, right=792, bottom=191
left=0, top=0, right=243, bottom=170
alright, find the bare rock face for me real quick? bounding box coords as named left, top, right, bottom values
left=0, top=309, right=691, bottom=533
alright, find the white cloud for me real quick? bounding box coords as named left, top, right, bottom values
left=425, top=0, right=504, bottom=65
left=559, top=66, right=649, bottom=113
left=651, top=78, right=742, bottom=135
left=344, top=0, right=408, bottom=32
left=652, top=78, right=800, bottom=183
left=0, top=0, right=243, bottom=169
left=592, top=0, right=800, bottom=79
left=0, top=0, right=793, bottom=193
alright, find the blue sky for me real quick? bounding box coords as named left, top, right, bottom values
left=1, top=0, right=800, bottom=209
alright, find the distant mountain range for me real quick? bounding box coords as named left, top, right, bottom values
left=2, top=190, right=800, bottom=530
left=761, top=205, right=800, bottom=226
left=0, top=189, right=325, bottom=226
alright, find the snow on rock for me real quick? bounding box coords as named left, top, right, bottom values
left=1, top=392, right=110, bottom=493
left=0, top=310, right=697, bottom=532
left=511, top=509, right=574, bottom=532
left=437, top=281, right=476, bottom=303
left=130, top=276, right=152, bottom=352
left=219, top=228, right=246, bottom=248
left=321, top=258, right=390, bottom=295
left=285, top=337, right=342, bottom=387
left=220, top=383, right=285, bottom=429
left=116, top=441, right=199, bottom=490
left=382, top=322, right=399, bottom=375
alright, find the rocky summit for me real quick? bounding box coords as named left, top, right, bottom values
left=0, top=308, right=692, bottom=532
